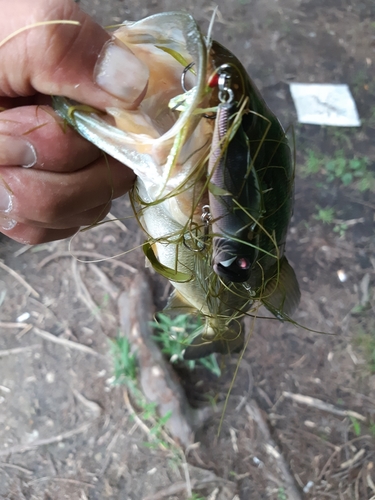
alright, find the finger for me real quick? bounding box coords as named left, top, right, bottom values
left=0, top=155, right=135, bottom=226
left=0, top=223, right=80, bottom=245
left=0, top=199, right=112, bottom=231
left=0, top=0, right=149, bottom=109
left=0, top=105, right=101, bottom=172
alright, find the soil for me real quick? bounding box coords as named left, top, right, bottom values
left=1, top=1, right=375, bottom=499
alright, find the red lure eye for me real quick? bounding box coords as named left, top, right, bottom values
left=237, top=258, right=250, bottom=270
left=208, top=72, right=219, bottom=87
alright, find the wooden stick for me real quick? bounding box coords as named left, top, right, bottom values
left=32, top=327, right=102, bottom=357
left=0, top=422, right=93, bottom=457
left=282, top=391, right=366, bottom=422
left=0, top=322, right=30, bottom=329
left=0, top=345, right=38, bottom=357
left=0, top=260, right=39, bottom=297
left=246, top=400, right=303, bottom=500
left=27, top=476, right=95, bottom=488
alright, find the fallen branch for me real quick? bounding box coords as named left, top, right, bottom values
left=32, top=327, right=102, bottom=357
left=282, top=391, right=366, bottom=422
left=246, top=400, right=303, bottom=500
left=71, top=388, right=102, bottom=416
left=27, top=476, right=95, bottom=488
left=142, top=464, right=236, bottom=500
left=0, top=421, right=93, bottom=457
left=0, top=345, right=38, bottom=357
left=0, top=322, right=30, bottom=329
left=0, top=260, right=39, bottom=298
left=142, top=481, right=193, bottom=500
left=71, top=258, right=104, bottom=325
left=0, top=462, right=33, bottom=474
left=340, top=449, right=366, bottom=469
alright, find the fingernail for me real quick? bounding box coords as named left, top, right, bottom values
left=0, top=180, right=15, bottom=230
left=0, top=135, right=37, bottom=168
left=0, top=180, right=12, bottom=212
left=94, top=38, right=149, bottom=103
left=0, top=217, right=16, bottom=231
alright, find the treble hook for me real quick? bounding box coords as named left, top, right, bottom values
left=181, top=62, right=195, bottom=93
left=183, top=205, right=212, bottom=253
left=180, top=62, right=216, bottom=120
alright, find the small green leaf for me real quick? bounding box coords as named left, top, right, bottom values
left=349, top=416, right=361, bottom=436
left=341, top=172, right=353, bottom=185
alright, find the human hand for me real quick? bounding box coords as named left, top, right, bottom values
left=0, top=0, right=149, bottom=244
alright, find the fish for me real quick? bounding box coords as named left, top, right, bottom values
left=53, top=11, right=300, bottom=359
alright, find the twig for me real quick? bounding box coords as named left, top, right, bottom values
left=0, top=462, right=33, bottom=474
left=32, top=327, right=102, bottom=357
left=0, top=422, right=93, bottom=457
left=99, top=417, right=128, bottom=476
left=142, top=481, right=193, bottom=500
left=71, top=259, right=105, bottom=326
left=0, top=322, right=30, bottom=329
left=71, top=388, right=102, bottom=416
left=27, top=477, right=95, bottom=488
left=0, top=260, right=39, bottom=298
left=90, top=264, right=119, bottom=299
left=246, top=400, right=303, bottom=500
left=340, top=449, right=366, bottom=469
left=123, top=389, right=156, bottom=442
left=318, top=436, right=373, bottom=481
left=282, top=391, right=367, bottom=422
left=0, top=345, right=38, bottom=358
left=37, top=251, right=136, bottom=273
left=16, top=324, right=33, bottom=339
left=142, top=464, right=236, bottom=500
left=180, top=451, right=192, bottom=498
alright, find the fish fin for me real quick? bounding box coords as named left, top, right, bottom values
left=262, top=256, right=301, bottom=319
left=183, top=333, right=244, bottom=360
left=143, top=242, right=192, bottom=283
left=164, top=290, right=196, bottom=314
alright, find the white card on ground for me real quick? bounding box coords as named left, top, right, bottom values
left=289, top=83, right=361, bottom=127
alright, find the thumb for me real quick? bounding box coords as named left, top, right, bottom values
left=0, top=0, right=149, bottom=109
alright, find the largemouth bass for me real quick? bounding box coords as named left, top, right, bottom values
left=53, top=12, right=300, bottom=359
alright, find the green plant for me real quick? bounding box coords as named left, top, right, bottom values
left=314, top=206, right=335, bottom=224
left=302, top=149, right=375, bottom=192
left=278, top=487, right=288, bottom=500
left=303, top=150, right=321, bottom=176
left=333, top=221, right=348, bottom=238
left=109, top=336, right=175, bottom=451
left=109, top=336, right=137, bottom=384
left=354, top=327, right=375, bottom=373
left=188, top=494, right=206, bottom=500
left=151, top=313, right=221, bottom=377
left=349, top=416, right=361, bottom=437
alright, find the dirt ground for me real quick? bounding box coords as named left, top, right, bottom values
left=1, top=0, right=375, bottom=499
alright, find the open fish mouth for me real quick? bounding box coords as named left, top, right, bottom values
left=53, top=12, right=300, bottom=358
